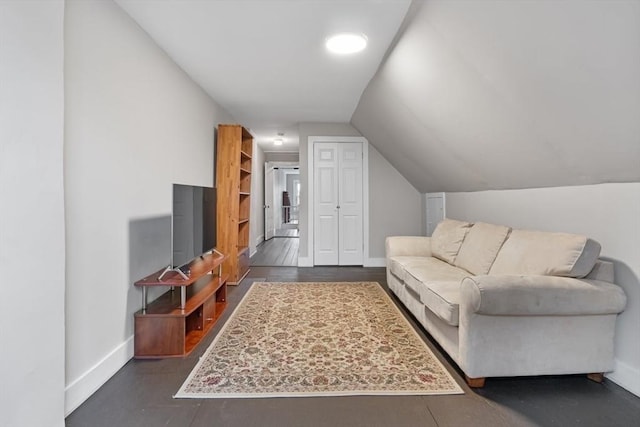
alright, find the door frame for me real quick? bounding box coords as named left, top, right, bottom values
left=264, top=162, right=275, bottom=241
left=304, top=136, right=369, bottom=267
left=264, top=161, right=298, bottom=240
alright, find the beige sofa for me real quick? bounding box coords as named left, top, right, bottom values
left=386, top=219, right=627, bottom=387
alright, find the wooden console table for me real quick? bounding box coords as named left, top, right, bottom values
left=134, top=251, right=228, bottom=358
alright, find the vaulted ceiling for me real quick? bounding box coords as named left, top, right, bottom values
left=116, top=0, right=639, bottom=193
left=352, top=0, right=640, bottom=192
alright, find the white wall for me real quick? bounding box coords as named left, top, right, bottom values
left=0, top=2, right=65, bottom=426
left=369, top=145, right=423, bottom=257
left=445, top=183, right=640, bottom=397
left=64, top=0, right=234, bottom=414
left=264, top=151, right=299, bottom=163
left=298, top=122, right=422, bottom=264
left=250, top=142, right=265, bottom=255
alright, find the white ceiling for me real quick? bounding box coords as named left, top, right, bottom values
left=115, top=0, right=411, bottom=152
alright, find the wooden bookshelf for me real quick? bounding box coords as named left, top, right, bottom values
left=133, top=251, right=227, bottom=358
left=216, top=124, right=253, bottom=284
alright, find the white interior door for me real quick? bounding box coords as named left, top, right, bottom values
left=338, top=143, right=363, bottom=265
left=313, top=142, right=363, bottom=265
left=314, top=143, right=339, bottom=264
left=274, top=168, right=285, bottom=228
left=426, top=193, right=445, bottom=236
left=264, top=163, right=275, bottom=240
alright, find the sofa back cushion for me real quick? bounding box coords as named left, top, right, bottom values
left=454, top=222, right=511, bottom=275
left=430, top=218, right=472, bottom=264
left=489, top=229, right=601, bottom=278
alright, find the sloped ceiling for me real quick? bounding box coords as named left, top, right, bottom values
left=114, top=0, right=411, bottom=152
left=352, top=0, right=640, bottom=193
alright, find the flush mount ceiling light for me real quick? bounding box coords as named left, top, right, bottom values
left=274, top=132, right=284, bottom=146
left=325, top=33, right=368, bottom=54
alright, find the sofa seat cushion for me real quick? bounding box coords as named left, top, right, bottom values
left=389, top=256, right=431, bottom=282
left=418, top=281, right=462, bottom=327
left=490, top=229, right=601, bottom=278
left=404, top=257, right=471, bottom=287
left=454, top=222, right=511, bottom=275
left=431, top=218, right=472, bottom=264
left=404, top=258, right=471, bottom=326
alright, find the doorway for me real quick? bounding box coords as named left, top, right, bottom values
left=277, top=167, right=300, bottom=237
left=251, top=161, right=299, bottom=266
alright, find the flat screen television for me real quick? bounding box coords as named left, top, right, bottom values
left=171, top=184, right=216, bottom=271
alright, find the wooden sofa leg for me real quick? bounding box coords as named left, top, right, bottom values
left=465, top=376, right=486, bottom=388
left=587, top=373, right=604, bottom=383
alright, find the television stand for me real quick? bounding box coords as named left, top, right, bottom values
left=134, top=251, right=228, bottom=358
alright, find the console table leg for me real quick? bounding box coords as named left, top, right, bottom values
left=181, top=286, right=186, bottom=310
left=142, top=287, right=147, bottom=312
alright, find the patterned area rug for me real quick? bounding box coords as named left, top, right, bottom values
left=175, top=282, right=463, bottom=398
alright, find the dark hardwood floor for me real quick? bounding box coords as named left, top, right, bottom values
left=250, top=237, right=299, bottom=266
left=274, top=227, right=299, bottom=237
left=66, top=267, right=640, bottom=427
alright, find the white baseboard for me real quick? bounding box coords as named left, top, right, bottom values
left=65, top=336, right=134, bottom=416
left=256, top=234, right=264, bottom=246
left=297, top=256, right=313, bottom=267
left=364, top=257, right=386, bottom=267
left=607, top=358, right=640, bottom=397
left=297, top=257, right=385, bottom=267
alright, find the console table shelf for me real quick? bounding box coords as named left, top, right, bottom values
left=134, top=251, right=227, bottom=358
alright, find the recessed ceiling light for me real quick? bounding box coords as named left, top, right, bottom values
left=326, top=33, right=368, bottom=54
left=274, top=138, right=283, bottom=146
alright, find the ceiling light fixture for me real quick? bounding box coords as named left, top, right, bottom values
left=274, top=133, right=285, bottom=146
left=325, top=33, right=368, bottom=54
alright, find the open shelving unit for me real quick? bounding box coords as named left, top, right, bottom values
left=133, top=251, right=228, bottom=358
left=216, top=124, right=253, bottom=284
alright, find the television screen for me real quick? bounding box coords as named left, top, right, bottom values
left=171, top=184, right=216, bottom=269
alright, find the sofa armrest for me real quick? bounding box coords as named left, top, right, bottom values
left=461, top=275, right=627, bottom=316
left=385, top=236, right=432, bottom=258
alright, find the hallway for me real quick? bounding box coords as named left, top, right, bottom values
left=250, top=235, right=299, bottom=266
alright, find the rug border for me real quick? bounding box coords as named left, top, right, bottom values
left=174, top=280, right=265, bottom=398
left=174, top=281, right=464, bottom=399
